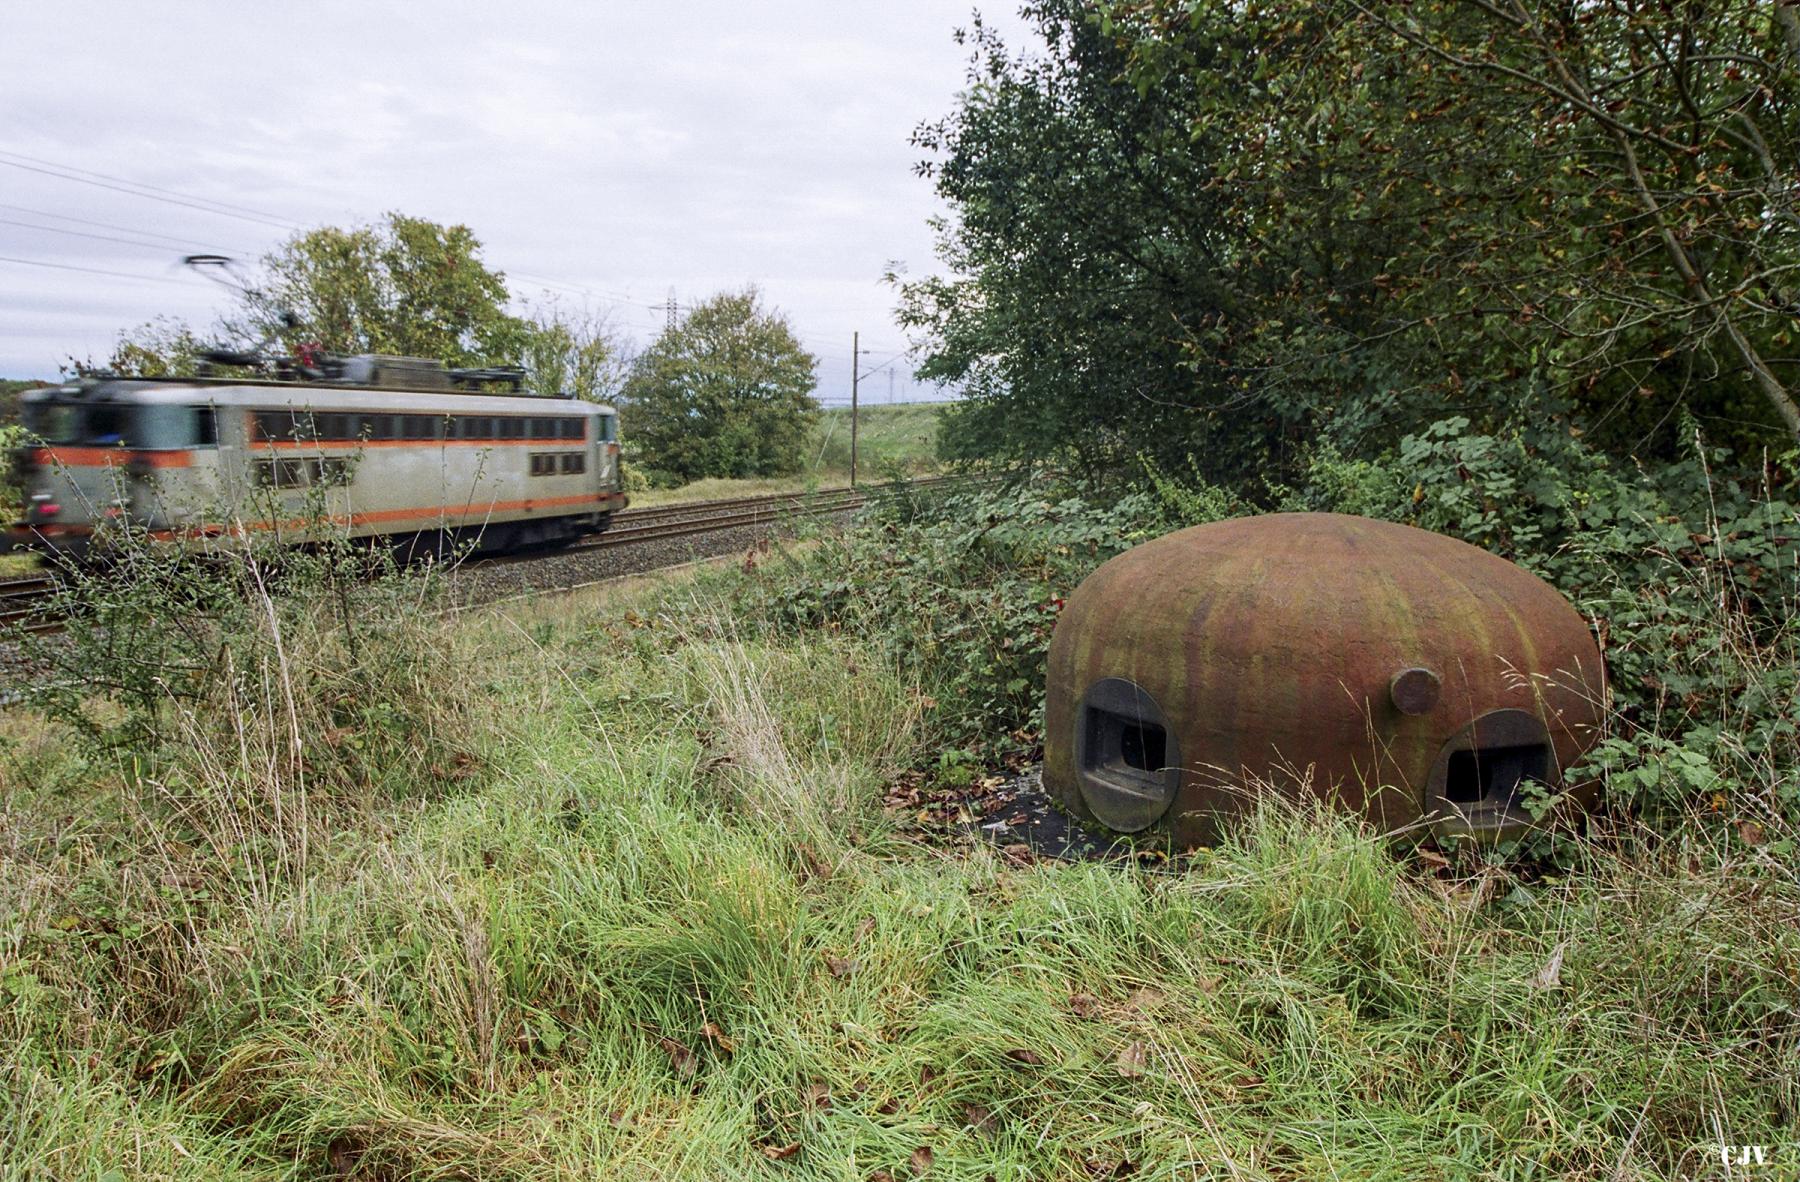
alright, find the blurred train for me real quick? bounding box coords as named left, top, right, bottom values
left=6, top=353, right=626, bottom=560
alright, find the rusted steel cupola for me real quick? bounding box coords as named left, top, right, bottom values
left=1043, top=513, right=1606, bottom=845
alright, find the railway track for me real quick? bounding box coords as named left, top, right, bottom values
left=0, top=474, right=979, bottom=634
left=0, top=574, right=60, bottom=634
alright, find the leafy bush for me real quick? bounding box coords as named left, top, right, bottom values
left=694, top=477, right=1238, bottom=760
left=18, top=527, right=494, bottom=833
left=1287, top=416, right=1800, bottom=827
left=696, top=420, right=1797, bottom=834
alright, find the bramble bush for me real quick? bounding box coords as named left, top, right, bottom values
left=710, top=421, right=1797, bottom=833
left=1285, top=417, right=1798, bottom=830
left=690, top=475, right=1238, bottom=762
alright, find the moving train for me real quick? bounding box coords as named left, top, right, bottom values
left=7, top=354, right=626, bottom=560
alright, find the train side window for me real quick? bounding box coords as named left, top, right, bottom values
left=254, top=458, right=307, bottom=488
left=314, top=457, right=353, bottom=486
left=559, top=452, right=585, bottom=474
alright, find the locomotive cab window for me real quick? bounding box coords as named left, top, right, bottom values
left=599, top=415, right=617, bottom=443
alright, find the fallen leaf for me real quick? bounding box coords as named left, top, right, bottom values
left=761, top=1142, right=801, bottom=1161
left=1000, top=842, right=1034, bottom=866
left=871, top=1171, right=896, bottom=1182
left=855, top=915, right=877, bottom=942
left=1416, top=847, right=1451, bottom=870
left=874, top=1096, right=901, bottom=1115
left=802, top=1081, right=831, bottom=1110
left=910, top=1145, right=935, bottom=1175
left=962, top=1102, right=996, bottom=1131
left=1125, top=987, right=1166, bottom=1012
left=825, top=955, right=858, bottom=979
left=1531, top=941, right=1569, bottom=990
left=1739, top=820, right=1767, bottom=847
left=658, top=1036, right=698, bottom=1077
left=1114, top=1040, right=1148, bottom=1078
left=1004, top=1048, right=1044, bottom=1066
left=919, top=1063, right=941, bottom=1086
left=1068, top=992, right=1100, bottom=1018
left=700, top=1022, right=736, bottom=1054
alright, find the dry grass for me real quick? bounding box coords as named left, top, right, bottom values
left=1, top=550, right=1795, bottom=1179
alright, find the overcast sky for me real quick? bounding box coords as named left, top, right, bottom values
left=1, top=1, right=1035, bottom=402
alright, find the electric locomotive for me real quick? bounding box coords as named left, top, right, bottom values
left=8, top=353, right=626, bottom=559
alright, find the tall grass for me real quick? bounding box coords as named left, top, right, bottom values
left=3, top=558, right=1794, bottom=1179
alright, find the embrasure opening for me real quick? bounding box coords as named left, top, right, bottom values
left=1443, top=743, right=1550, bottom=805
left=1075, top=678, right=1180, bottom=833
left=1426, top=709, right=1558, bottom=836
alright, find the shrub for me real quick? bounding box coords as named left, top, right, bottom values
left=1289, top=416, right=1800, bottom=829
left=16, top=526, right=497, bottom=848
left=688, top=476, right=1239, bottom=760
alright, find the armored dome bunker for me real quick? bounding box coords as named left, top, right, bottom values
left=1043, top=513, right=1606, bottom=845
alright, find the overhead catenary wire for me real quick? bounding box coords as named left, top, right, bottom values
left=0, top=215, right=253, bottom=257
left=0, top=154, right=298, bottom=232
left=0, top=149, right=301, bottom=230
left=0, top=253, right=195, bottom=286
left=2, top=148, right=947, bottom=390
left=0, top=202, right=254, bottom=255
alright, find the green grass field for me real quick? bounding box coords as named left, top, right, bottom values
left=0, top=538, right=1791, bottom=1180
left=630, top=402, right=946, bottom=507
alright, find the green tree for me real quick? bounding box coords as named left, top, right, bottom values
left=1101, top=0, right=1800, bottom=449
left=95, top=214, right=539, bottom=379
left=88, top=316, right=210, bottom=379
left=520, top=301, right=630, bottom=403
left=622, top=288, right=819, bottom=479
left=897, top=6, right=1259, bottom=477
left=903, top=0, right=1800, bottom=480
left=233, top=212, right=526, bottom=366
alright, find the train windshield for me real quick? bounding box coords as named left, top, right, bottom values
left=23, top=402, right=131, bottom=444
left=23, top=401, right=214, bottom=448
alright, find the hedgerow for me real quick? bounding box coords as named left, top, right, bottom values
left=709, top=423, right=1798, bottom=835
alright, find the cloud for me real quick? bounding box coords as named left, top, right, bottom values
left=0, top=0, right=1035, bottom=394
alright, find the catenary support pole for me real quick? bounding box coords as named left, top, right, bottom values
left=850, top=330, right=859, bottom=488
